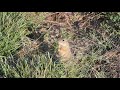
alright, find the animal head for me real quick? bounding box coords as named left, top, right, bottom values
left=58, top=38, right=70, bottom=47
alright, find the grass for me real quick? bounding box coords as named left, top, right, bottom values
left=0, top=12, right=28, bottom=57
left=0, top=53, right=81, bottom=78
left=0, top=12, right=120, bottom=78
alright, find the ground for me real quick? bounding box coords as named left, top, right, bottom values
left=0, top=12, right=120, bottom=78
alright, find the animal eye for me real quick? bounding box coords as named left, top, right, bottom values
left=63, top=40, right=64, bottom=41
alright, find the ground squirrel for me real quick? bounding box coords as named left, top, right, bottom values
left=58, top=39, right=73, bottom=63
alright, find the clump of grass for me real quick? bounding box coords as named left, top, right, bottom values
left=0, top=51, right=107, bottom=78
left=100, top=12, right=120, bottom=48
left=0, top=53, right=81, bottom=78
left=0, top=12, right=28, bottom=57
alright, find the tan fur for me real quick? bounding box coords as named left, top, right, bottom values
left=58, top=39, right=72, bottom=62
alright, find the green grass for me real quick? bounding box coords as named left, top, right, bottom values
left=0, top=53, right=106, bottom=78
left=0, top=12, right=28, bottom=57
left=0, top=53, right=81, bottom=78
left=0, top=12, right=120, bottom=78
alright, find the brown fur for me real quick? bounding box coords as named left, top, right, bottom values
left=58, top=39, right=72, bottom=62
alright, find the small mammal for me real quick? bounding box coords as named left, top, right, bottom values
left=58, top=39, right=72, bottom=63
